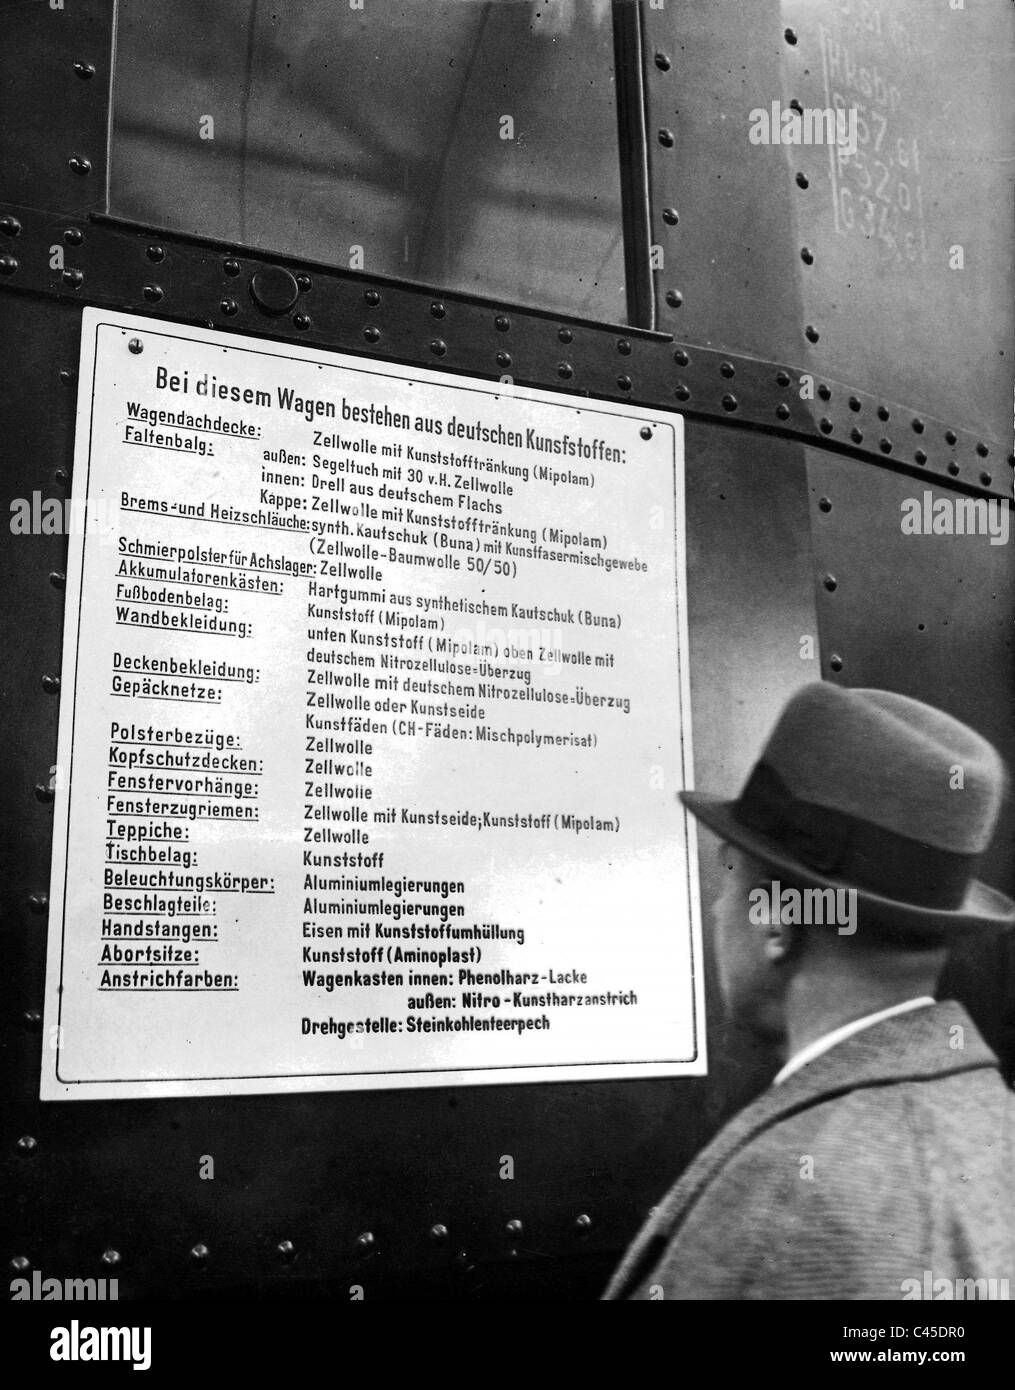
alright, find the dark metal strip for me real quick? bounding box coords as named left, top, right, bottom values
left=611, top=0, right=656, bottom=332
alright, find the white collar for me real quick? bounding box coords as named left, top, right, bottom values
left=773, top=996, right=936, bottom=1085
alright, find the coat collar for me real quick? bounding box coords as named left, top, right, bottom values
left=604, top=999, right=998, bottom=1299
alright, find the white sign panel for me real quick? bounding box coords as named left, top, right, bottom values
left=41, top=308, right=704, bottom=1098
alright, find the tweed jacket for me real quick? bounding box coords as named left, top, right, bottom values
left=603, top=1000, right=1015, bottom=1300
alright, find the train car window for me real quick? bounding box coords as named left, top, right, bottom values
left=109, top=0, right=627, bottom=322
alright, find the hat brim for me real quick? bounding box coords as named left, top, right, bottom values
left=680, top=791, right=1015, bottom=934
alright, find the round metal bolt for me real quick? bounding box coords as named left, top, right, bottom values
left=0, top=255, right=18, bottom=276
left=430, top=301, right=446, bottom=319
left=128, top=338, right=143, bottom=354
left=818, top=497, right=832, bottom=513
left=295, top=273, right=312, bottom=293
left=250, top=265, right=299, bottom=315
left=219, top=299, right=238, bottom=317
left=665, top=289, right=683, bottom=308
left=819, top=417, right=833, bottom=434
left=146, top=244, right=165, bottom=263
left=68, top=155, right=92, bottom=176
left=60, top=369, right=75, bottom=384
left=785, top=28, right=798, bottom=45
left=23, top=1010, right=43, bottom=1030
left=49, top=571, right=66, bottom=589
left=62, top=268, right=83, bottom=288
left=494, top=315, right=510, bottom=332
left=818, top=384, right=831, bottom=401
left=429, top=1224, right=449, bottom=1244
left=911, top=417, right=925, bottom=433
left=364, top=289, right=381, bottom=307
left=776, top=403, right=790, bottom=421
left=617, top=375, right=632, bottom=391
left=823, top=574, right=838, bottom=592
left=505, top=1219, right=523, bottom=1239
left=142, top=284, right=162, bottom=303
left=42, top=674, right=61, bottom=694
left=223, top=259, right=240, bottom=277
left=850, top=427, right=863, bottom=443
left=16, top=1135, right=38, bottom=1156
left=945, top=429, right=958, bottom=446
left=876, top=405, right=890, bottom=421
left=975, top=442, right=989, bottom=458
left=800, top=247, right=814, bottom=265
left=276, top=1239, right=295, bottom=1261
left=879, top=438, right=893, bottom=454
left=9, top=1256, right=31, bottom=1274
left=0, top=216, right=21, bottom=237
left=662, top=207, right=679, bottom=226
left=796, top=172, right=809, bottom=189
left=980, top=471, right=992, bottom=486
left=640, top=426, right=653, bottom=440
left=575, top=1214, right=592, bottom=1232
left=721, top=393, right=738, bottom=412
left=557, top=327, right=573, bottom=345
left=914, top=449, right=927, bottom=465
left=64, top=228, right=83, bottom=246
left=805, top=325, right=820, bottom=343
left=947, top=461, right=960, bottom=476
left=495, top=351, right=511, bottom=369
left=363, top=326, right=381, bottom=343
left=35, top=782, right=55, bottom=803
left=190, top=1243, right=210, bottom=1264
left=101, top=1249, right=121, bottom=1269
left=829, top=654, right=844, bottom=673
left=658, top=128, right=675, bottom=148
left=356, top=1231, right=375, bottom=1251
left=776, top=370, right=791, bottom=387
left=849, top=396, right=862, bottom=412
left=617, top=338, right=632, bottom=356
left=654, top=51, right=671, bottom=71
left=558, top=362, right=573, bottom=379
left=28, top=893, right=48, bottom=914
left=73, top=61, right=96, bottom=79
left=430, top=339, right=447, bottom=357
left=675, top=384, right=690, bottom=402
left=293, top=313, right=311, bottom=331
left=719, top=361, right=735, bottom=379
left=674, top=348, right=689, bottom=367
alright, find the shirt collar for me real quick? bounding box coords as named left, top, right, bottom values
left=772, top=996, right=936, bottom=1085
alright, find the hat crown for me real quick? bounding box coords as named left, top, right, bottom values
left=758, top=684, right=1005, bottom=855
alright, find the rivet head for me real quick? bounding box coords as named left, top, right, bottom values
left=364, top=289, right=381, bottom=307
left=719, top=361, right=735, bottom=379
left=914, top=449, right=927, bottom=465
left=0, top=216, right=21, bottom=237
left=805, top=325, right=820, bottom=343
left=356, top=1231, right=375, bottom=1251
left=640, top=426, right=653, bottom=440
left=0, top=255, right=18, bottom=276
left=675, top=384, right=690, bottom=402
left=658, top=128, right=675, bottom=148
left=785, top=27, right=798, bottom=44
left=219, top=299, right=238, bottom=317
left=975, top=442, right=989, bottom=459
left=818, top=497, right=832, bottom=513
left=23, top=1010, right=42, bottom=1030
left=850, top=427, right=863, bottom=444
left=28, top=893, right=48, bottom=914
left=617, top=339, right=632, bottom=356
left=776, top=370, right=791, bottom=387
left=16, top=1135, right=38, bottom=1156
left=146, top=244, right=165, bottom=263
left=801, top=247, right=814, bottom=265
left=819, top=417, right=833, bottom=434
left=35, top=781, right=56, bottom=803
left=142, top=283, right=162, bottom=303
left=430, top=301, right=446, bottom=319
left=190, top=1243, right=210, bottom=1263
left=223, top=259, right=241, bottom=277
left=128, top=338, right=143, bottom=354
left=295, top=273, right=312, bottom=293
left=824, top=574, right=838, bottom=592
left=945, top=429, right=958, bottom=446
left=250, top=265, right=299, bottom=315
left=63, top=227, right=83, bottom=246
left=49, top=570, right=66, bottom=589
left=776, top=403, right=790, bottom=420
left=430, top=339, right=447, bottom=357
left=980, top=471, right=992, bottom=486
left=796, top=172, right=809, bottom=189
left=654, top=51, right=671, bottom=71
left=829, top=654, right=844, bottom=673
left=947, top=461, right=960, bottom=476
left=911, top=417, right=924, bottom=433
left=60, top=369, right=76, bottom=384
left=674, top=349, right=689, bottom=367
left=276, top=1239, right=295, bottom=1261
left=9, top=1256, right=31, bottom=1274
left=665, top=289, right=683, bottom=308
left=879, top=438, right=893, bottom=454
left=62, top=268, right=83, bottom=288
left=721, top=393, right=738, bottom=412
left=877, top=405, right=890, bottom=421
left=494, top=315, right=510, bottom=332
left=817, top=384, right=831, bottom=401
left=73, top=61, right=96, bottom=79
left=558, top=362, right=573, bottom=379
left=68, top=155, right=92, bottom=176
left=617, top=375, right=632, bottom=391
left=363, top=326, right=381, bottom=343
left=101, top=1249, right=121, bottom=1268
left=42, top=674, right=61, bottom=694
left=849, top=396, right=862, bottom=412
left=505, top=1219, right=523, bottom=1239
left=495, top=351, right=511, bottom=369
left=293, top=313, right=311, bottom=331
left=575, top=1213, right=592, bottom=1232
left=557, top=327, right=573, bottom=344
left=429, top=1224, right=449, bottom=1243
left=662, top=207, right=679, bottom=225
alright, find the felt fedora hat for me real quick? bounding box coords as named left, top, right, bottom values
left=681, top=683, right=1015, bottom=933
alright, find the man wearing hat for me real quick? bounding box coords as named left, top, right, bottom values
left=604, top=682, right=1015, bottom=1300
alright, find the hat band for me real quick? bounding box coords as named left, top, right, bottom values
left=734, top=761, right=976, bottom=910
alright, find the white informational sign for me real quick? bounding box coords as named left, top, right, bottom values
left=41, top=308, right=704, bottom=1099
